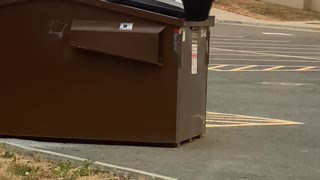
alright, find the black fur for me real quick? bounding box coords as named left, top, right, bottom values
left=182, top=0, right=214, bottom=21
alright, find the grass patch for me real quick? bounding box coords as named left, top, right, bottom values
left=1, top=151, right=15, bottom=159
left=0, top=146, right=125, bottom=180
left=10, top=164, right=39, bottom=176
left=77, top=160, right=96, bottom=177
left=215, top=0, right=320, bottom=21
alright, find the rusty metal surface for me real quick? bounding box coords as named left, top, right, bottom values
left=0, top=0, right=213, bottom=145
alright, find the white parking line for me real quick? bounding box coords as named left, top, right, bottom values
left=211, top=48, right=320, bottom=61
left=211, top=35, right=244, bottom=38
left=211, top=38, right=290, bottom=43
left=211, top=46, right=320, bottom=50
left=262, top=32, right=295, bottom=36
left=210, top=58, right=320, bottom=63
left=212, top=54, right=299, bottom=57
left=260, top=82, right=309, bottom=86
left=212, top=42, right=320, bottom=47
left=212, top=50, right=320, bottom=55
left=246, top=51, right=320, bottom=55
left=211, top=54, right=320, bottom=59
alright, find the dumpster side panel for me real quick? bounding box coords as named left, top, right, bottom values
left=0, top=0, right=179, bottom=144
left=176, top=27, right=209, bottom=142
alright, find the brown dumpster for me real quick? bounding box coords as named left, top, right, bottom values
left=0, top=0, right=214, bottom=146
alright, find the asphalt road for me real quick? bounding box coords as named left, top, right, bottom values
left=3, top=24, right=320, bottom=180
left=210, top=24, right=320, bottom=70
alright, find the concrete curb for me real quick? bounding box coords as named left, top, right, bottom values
left=0, top=141, right=179, bottom=180
left=215, top=19, right=320, bottom=32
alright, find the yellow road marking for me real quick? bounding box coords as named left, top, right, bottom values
left=208, top=112, right=298, bottom=121
left=208, top=64, right=228, bottom=70
left=230, top=65, right=257, bottom=71
left=210, top=69, right=320, bottom=72
left=209, top=118, right=287, bottom=123
left=206, top=122, right=302, bottom=128
left=297, top=66, right=316, bottom=71
left=207, top=120, right=248, bottom=124
left=264, top=66, right=284, bottom=71
left=206, top=112, right=304, bottom=128
left=208, top=115, right=289, bottom=122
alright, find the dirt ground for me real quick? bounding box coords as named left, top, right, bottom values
left=215, top=0, right=320, bottom=21
left=0, top=146, right=124, bottom=180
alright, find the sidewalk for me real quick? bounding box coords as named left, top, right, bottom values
left=210, top=7, right=320, bottom=30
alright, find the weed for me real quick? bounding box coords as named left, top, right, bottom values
left=0, top=146, right=114, bottom=180
left=1, top=151, right=15, bottom=159
left=51, top=160, right=73, bottom=177
left=78, top=160, right=95, bottom=177
left=10, top=164, right=39, bottom=177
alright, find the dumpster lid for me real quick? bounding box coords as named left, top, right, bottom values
left=107, top=0, right=185, bottom=18
left=1, top=0, right=214, bottom=27
left=0, top=0, right=185, bottom=26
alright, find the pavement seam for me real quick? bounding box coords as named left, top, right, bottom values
left=0, top=141, right=179, bottom=180
left=215, top=19, right=320, bottom=33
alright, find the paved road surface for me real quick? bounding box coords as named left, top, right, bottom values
left=211, top=24, right=320, bottom=71
left=2, top=24, right=320, bottom=180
